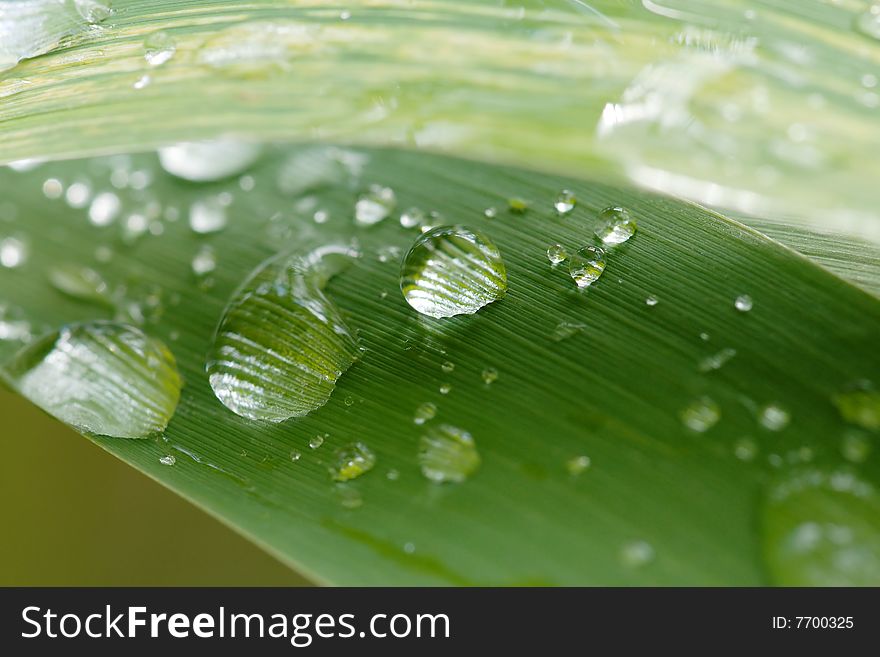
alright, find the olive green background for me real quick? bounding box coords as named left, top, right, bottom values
left=0, top=388, right=308, bottom=586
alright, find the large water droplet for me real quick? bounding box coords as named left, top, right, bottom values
left=354, top=184, right=396, bottom=227
left=3, top=322, right=181, bottom=438
left=568, top=245, right=606, bottom=288
left=832, top=381, right=880, bottom=431
left=207, top=245, right=360, bottom=421
left=762, top=468, right=880, bottom=585
left=418, top=424, right=481, bottom=483
left=329, top=442, right=376, bottom=482
left=158, top=140, right=262, bottom=182
left=595, top=206, right=637, bottom=246
left=400, top=225, right=507, bottom=318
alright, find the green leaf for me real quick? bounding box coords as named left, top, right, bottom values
left=2, top=145, right=879, bottom=585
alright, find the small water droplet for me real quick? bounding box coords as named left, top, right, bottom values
left=144, top=31, right=176, bottom=66
left=418, top=424, right=481, bottom=483
left=338, top=486, right=363, bottom=509
left=400, top=207, right=425, bottom=229
left=132, top=74, right=151, bottom=90
left=413, top=401, right=437, bottom=425
left=762, top=468, right=880, bottom=585
left=832, top=382, right=880, bottom=431
left=554, top=189, right=576, bottom=215
left=189, top=197, right=227, bottom=234
left=507, top=197, right=529, bottom=214
left=568, top=245, right=606, bottom=288
left=5, top=322, right=181, bottom=438
left=191, top=245, right=217, bottom=276
left=159, top=454, right=176, bottom=466
left=88, top=191, right=121, bottom=226
left=65, top=181, right=91, bottom=208
left=289, top=449, right=302, bottom=462
left=439, top=383, right=452, bottom=395
left=699, top=332, right=710, bottom=341
left=483, top=207, right=497, bottom=219
left=354, top=184, right=396, bottom=227
left=620, top=540, right=655, bottom=568
left=550, top=321, right=586, bottom=342
left=330, top=442, right=376, bottom=482
left=734, top=294, right=753, bottom=312
left=0, top=303, right=32, bottom=342
left=680, top=396, right=720, bottom=432
left=595, top=206, right=637, bottom=246
left=481, top=367, right=498, bottom=385
left=386, top=468, right=399, bottom=480
left=546, top=243, right=567, bottom=264
left=403, top=541, right=415, bottom=554
left=42, top=178, right=63, bottom=199
left=645, top=295, right=658, bottom=307
left=734, top=437, right=758, bottom=461
left=0, top=235, right=28, bottom=268
left=159, top=140, right=262, bottom=182
left=759, top=403, right=790, bottom=431
left=48, top=263, right=111, bottom=306
left=400, top=225, right=507, bottom=318
left=698, top=347, right=736, bottom=373
left=441, top=360, right=455, bottom=373
left=310, top=434, right=327, bottom=449
left=566, top=455, right=591, bottom=475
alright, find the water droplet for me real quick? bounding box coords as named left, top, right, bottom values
left=309, top=434, right=327, bottom=449
left=400, top=225, right=507, bottom=319
left=159, top=140, right=262, bottom=182
left=481, top=367, right=498, bottom=385
left=620, top=540, right=655, bottom=568
left=191, top=245, right=217, bottom=276
left=189, top=197, right=227, bottom=234
left=207, top=246, right=360, bottom=421
left=88, top=191, right=121, bottom=226
left=344, top=395, right=355, bottom=407
left=554, top=189, right=576, bottom=215
left=355, top=184, right=396, bottom=226
left=733, top=437, right=758, bottom=461
left=413, top=401, right=437, bottom=425
left=144, top=30, right=176, bottom=66
left=566, top=455, right=591, bottom=475
left=132, top=74, right=151, bottom=90
left=762, top=468, right=880, bottom=585
left=42, top=178, right=63, bottom=199
left=159, top=455, right=176, bottom=466
left=856, top=3, right=880, bottom=40
left=679, top=396, right=720, bottom=432
left=400, top=207, right=425, bottom=229
left=196, top=21, right=319, bottom=77
left=439, top=383, right=452, bottom=395
left=734, top=294, right=753, bottom=312
left=338, top=486, right=363, bottom=509
left=48, top=263, right=112, bottom=306
left=595, top=206, right=637, bottom=246
left=759, top=403, right=790, bottom=431
left=290, top=449, right=302, bottom=462
left=699, top=332, right=710, bottom=341
left=645, top=295, right=658, bottom=307
left=418, top=424, right=481, bottom=483
left=546, top=243, right=567, bottom=264
left=841, top=431, right=871, bottom=463
left=698, top=347, right=736, bottom=373
left=441, top=361, right=455, bottom=373
left=832, top=382, right=880, bottom=431
left=550, top=321, right=586, bottom=342
left=65, top=181, right=91, bottom=208
left=0, top=235, right=28, bottom=268
left=4, top=322, right=181, bottom=438
left=568, top=245, right=606, bottom=288
left=483, top=207, right=497, bottom=219
left=507, top=197, right=529, bottom=214
left=330, top=442, right=376, bottom=482
left=0, top=303, right=32, bottom=342
left=386, top=469, right=399, bottom=481
left=277, top=146, right=366, bottom=196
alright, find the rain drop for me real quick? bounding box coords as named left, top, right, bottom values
left=554, top=189, right=576, bottom=215
left=354, top=184, right=396, bottom=226
left=680, top=396, right=720, bottom=432
left=418, top=424, right=481, bottom=483
left=329, top=442, right=376, bottom=482
left=734, top=294, right=753, bottom=312
left=595, top=206, right=637, bottom=246
left=568, top=245, right=606, bottom=288
left=546, top=243, right=567, bottom=264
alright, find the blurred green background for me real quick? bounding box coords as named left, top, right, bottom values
left=0, top=387, right=309, bottom=585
